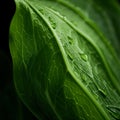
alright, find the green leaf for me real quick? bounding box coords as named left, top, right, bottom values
left=9, top=0, right=120, bottom=119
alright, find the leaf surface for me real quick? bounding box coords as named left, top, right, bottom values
left=9, top=0, right=120, bottom=119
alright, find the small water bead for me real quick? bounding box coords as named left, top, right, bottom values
left=67, top=54, right=73, bottom=61
left=63, top=16, right=67, bottom=21
left=39, top=8, right=44, bottom=15
left=67, top=36, right=74, bottom=45
left=48, top=16, right=56, bottom=29
left=81, top=73, right=86, bottom=80
left=81, top=74, right=92, bottom=86
left=79, top=53, right=88, bottom=62
left=98, top=89, right=107, bottom=98
left=55, top=11, right=61, bottom=16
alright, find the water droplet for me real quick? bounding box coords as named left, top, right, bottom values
left=67, top=36, right=73, bottom=45
left=81, top=74, right=87, bottom=85
left=81, top=74, right=86, bottom=80
left=80, top=53, right=88, bottom=62
left=63, top=16, right=67, bottom=20
left=48, top=17, right=56, bottom=29
left=55, top=11, right=60, bottom=16
left=39, top=8, right=44, bottom=15
left=98, top=89, right=106, bottom=98
left=67, top=53, right=73, bottom=61
left=46, top=32, right=52, bottom=39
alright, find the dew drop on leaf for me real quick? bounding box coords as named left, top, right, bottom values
left=63, top=16, right=67, bottom=21
left=98, top=89, right=106, bottom=98
left=48, top=16, right=56, bottom=29
left=39, top=8, right=44, bottom=15
left=67, top=36, right=73, bottom=45
left=80, top=53, right=88, bottom=62
left=81, top=74, right=88, bottom=86
left=67, top=53, right=73, bottom=61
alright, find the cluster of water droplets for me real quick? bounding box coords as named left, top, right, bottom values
left=38, top=6, right=107, bottom=98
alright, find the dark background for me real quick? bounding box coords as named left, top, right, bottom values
left=0, top=0, right=37, bottom=119
left=0, top=0, right=16, bottom=119
left=0, top=0, right=15, bottom=54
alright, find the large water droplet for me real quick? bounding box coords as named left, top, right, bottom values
left=48, top=17, right=56, bottom=29
left=80, top=53, right=88, bottom=62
